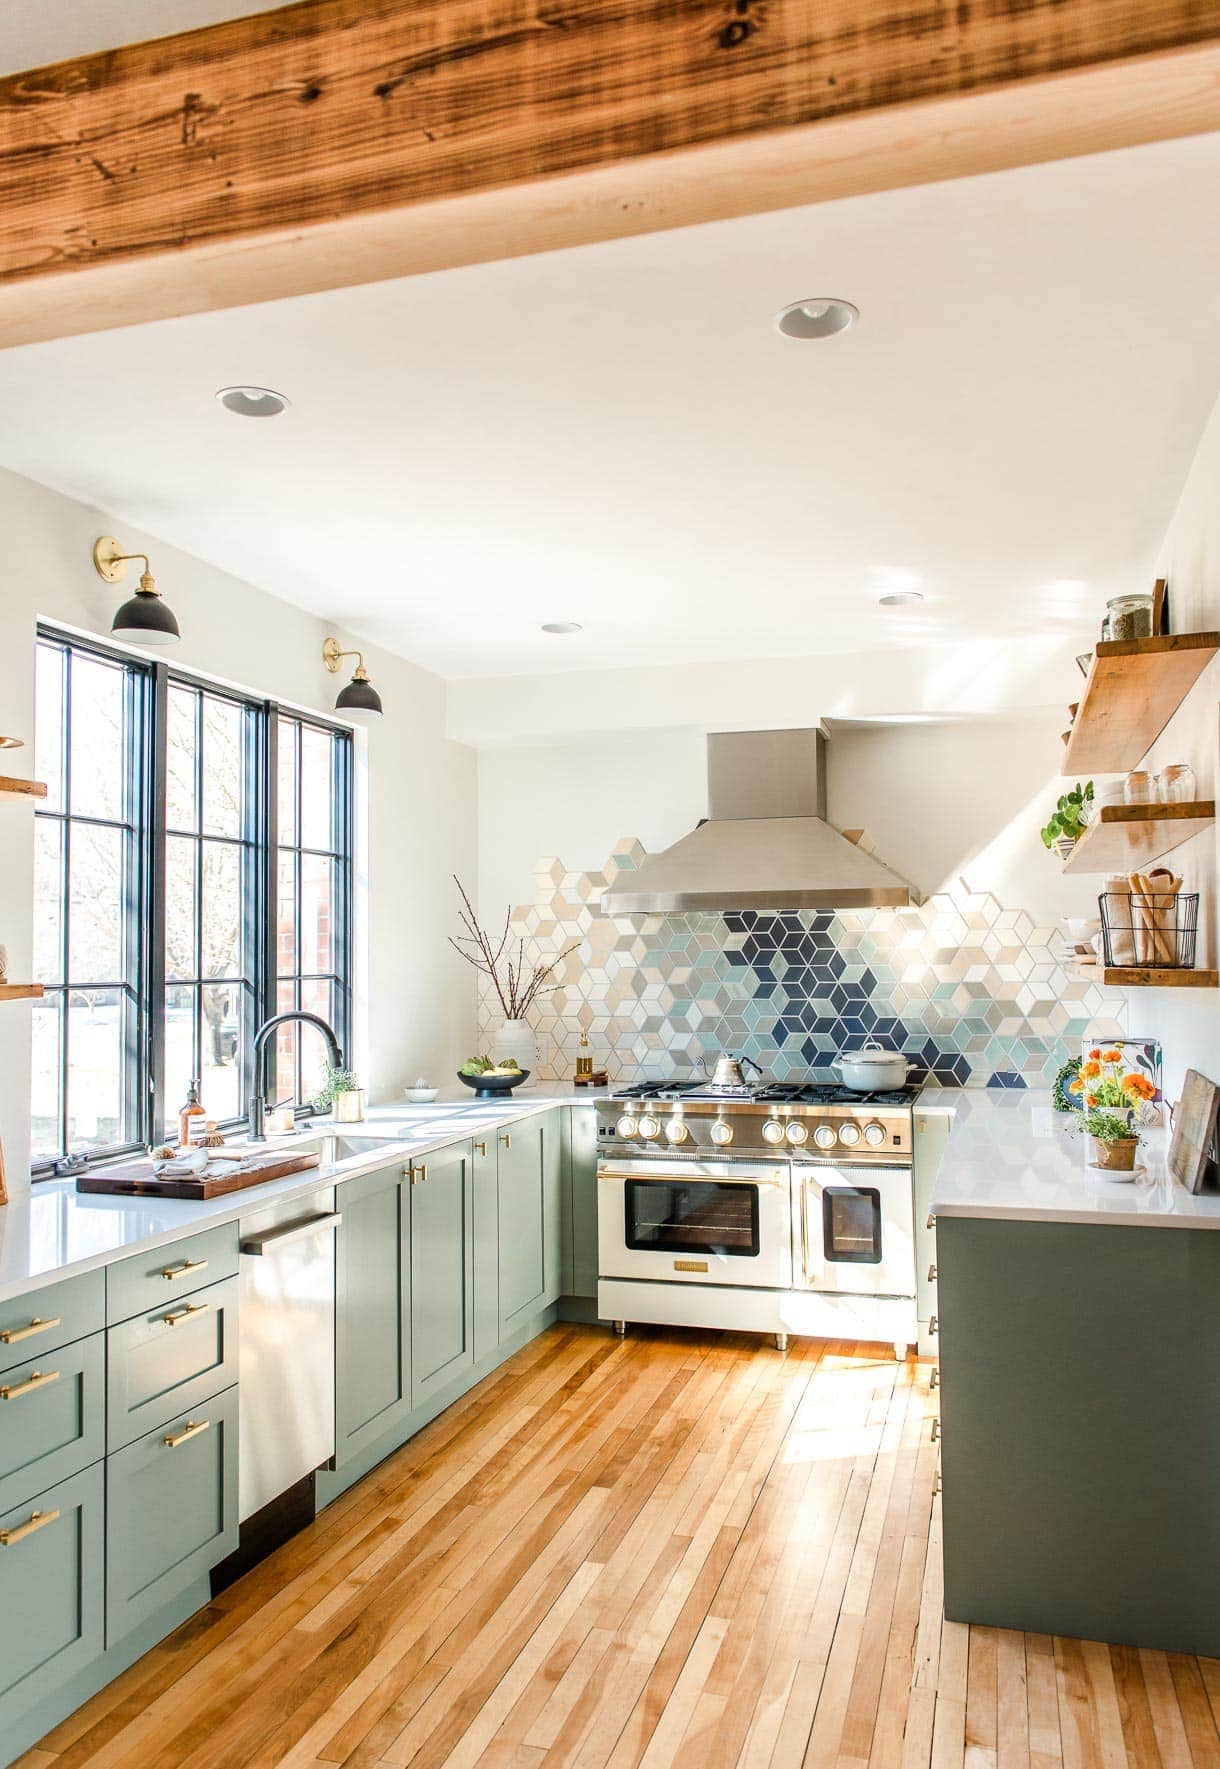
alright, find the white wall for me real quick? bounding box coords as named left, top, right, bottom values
left=0, top=467, right=476, bottom=1193
left=1129, top=391, right=1220, bottom=1101
left=478, top=711, right=1100, bottom=931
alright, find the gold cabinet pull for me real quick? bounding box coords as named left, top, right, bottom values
left=410, top=1163, right=426, bottom=1185
left=926, top=1212, right=936, bottom=1230
left=931, top=1418, right=941, bottom=1442
left=161, top=1257, right=208, bottom=1282
left=0, top=1368, right=60, bottom=1401
left=929, top=1367, right=940, bottom=1390
left=164, top=1418, right=210, bottom=1449
left=0, top=1314, right=61, bottom=1346
left=499, top=1132, right=511, bottom=1151
left=0, top=1507, right=60, bottom=1547
left=474, top=1140, right=488, bottom=1157
left=163, top=1301, right=209, bottom=1327
left=927, top=1263, right=937, bottom=1282
left=929, top=1314, right=938, bottom=1336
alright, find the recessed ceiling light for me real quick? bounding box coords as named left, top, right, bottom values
left=878, top=590, right=925, bottom=607
left=215, top=385, right=290, bottom=418
left=541, top=621, right=582, bottom=635
left=776, top=298, right=858, bottom=341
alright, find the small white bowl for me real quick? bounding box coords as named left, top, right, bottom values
left=405, top=1086, right=439, bottom=1104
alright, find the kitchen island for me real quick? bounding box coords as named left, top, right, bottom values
left=929, top=1088, right=1220, bottom=1657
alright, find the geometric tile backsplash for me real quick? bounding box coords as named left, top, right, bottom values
left=477, top=838, right=1126, bottom=1089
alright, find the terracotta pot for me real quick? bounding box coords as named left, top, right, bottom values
left=1091, top=1135, right=1137, bottom=1172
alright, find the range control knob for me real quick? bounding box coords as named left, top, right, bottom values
left=838, top=1122, right=862, bottom=1147
left=863, top=1121, right=887, bottom=1147
left=710, top=1119, right=734, bottom=1146
left=785, top=1121, right=809, bottom=1145
left=813, top=1125, right=838, bottom=1150
left=616, top=1114, right=639, bottom=1139
left=637, top=1114, right=660, bottom=1140
left=761, top=1119, right=787, bottom=1146
left=665, top=1116, right=689, bottom=1144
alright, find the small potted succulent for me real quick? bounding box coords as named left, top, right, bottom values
left=1068, top=1047, right=1155, bottom=1172
left=1040, top=781, right=1093, bottom=860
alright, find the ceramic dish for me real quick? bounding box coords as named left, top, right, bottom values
left=1086, top=1162, right=1146, bottom=1185
left=405, top=1086, right=440, bottom=1103
left=458, top=1069, right=531, bottom=1099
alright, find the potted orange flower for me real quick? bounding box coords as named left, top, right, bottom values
left=1068, top=1047, right=1156, bottom=1172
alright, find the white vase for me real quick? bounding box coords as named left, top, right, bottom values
left=494, top=1019, right=537, bottom=1079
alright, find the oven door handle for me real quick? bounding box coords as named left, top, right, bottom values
left=597, top=1168, right=788, bottom=1187
left=799, top=1170, right=817, bottom=1284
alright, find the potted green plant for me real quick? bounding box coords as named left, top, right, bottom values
left=1040, top=781, right=1093, bottom=860
left=1067, top=1046, right=1155, bottom=1173
left=314, top=1063, right=365, bottom=1123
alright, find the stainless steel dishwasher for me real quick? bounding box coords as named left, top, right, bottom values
left=238, top=1184, right=341, bottom=1522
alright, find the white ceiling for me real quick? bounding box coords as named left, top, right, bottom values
left=0, top=1, right=290, bottom=75
left=1, top=133, right=1218, bottom=680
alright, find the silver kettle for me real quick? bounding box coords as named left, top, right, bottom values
left=707, top=1052, right=761, bottom=1089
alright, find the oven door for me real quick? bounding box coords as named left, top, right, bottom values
left=598, top=1158, right=793, bottom=1289
left=794, top=1163, right=915, bottom=1297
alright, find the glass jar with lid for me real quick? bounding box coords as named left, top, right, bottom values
left=1157, top=763, right=1197, bottom=803
left=1106, top=593, right=1153, bottom=642
left=1124, top=771, right=1155, bottom=804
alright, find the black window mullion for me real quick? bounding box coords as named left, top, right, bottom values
left=145, top=663, right=169, bottom=1151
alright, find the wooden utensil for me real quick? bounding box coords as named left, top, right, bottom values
left=1168, top=1069, right=1220, bottom=1193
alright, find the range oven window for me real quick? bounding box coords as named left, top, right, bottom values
left=625, top=1179, right=760, bottom=1258
left=822, top=1186, right=883, bottom=1263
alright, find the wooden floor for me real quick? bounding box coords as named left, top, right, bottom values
left=20, top=1325, right=1220, bottom=1769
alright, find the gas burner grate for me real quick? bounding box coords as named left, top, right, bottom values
left=753, top=1082, right=920, bottom=1107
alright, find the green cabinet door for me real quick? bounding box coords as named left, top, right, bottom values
left=106, top=1383, right=239, bottom=1644
left=334, top=1160, right=412, bottom=1469
left=0, top=1463, right=104, bottom=1734
left=0, top=1332, right=105, bottom=1516
left=498, top=1113, right=562, bottom=1338
left=410, top=1141, right=475, bottom=1408
left=566, top=1106, right=599, bottom=1300
left=472, top=1135, right=500, bottom=1363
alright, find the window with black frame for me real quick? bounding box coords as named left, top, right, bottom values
left=30, top=628, right=355, bottom=1174
left=31, top=635, right=150, bottom=1164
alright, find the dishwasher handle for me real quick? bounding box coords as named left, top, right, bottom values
left=240, top=1211, right=342, bottom=1255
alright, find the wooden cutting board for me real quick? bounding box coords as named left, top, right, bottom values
left=76, top=1149, right=321, bottom=1199
left=1167, top=1068, right=1220, bottom=1194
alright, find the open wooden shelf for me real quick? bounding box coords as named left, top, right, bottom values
left=0, top=984, right=44, bottom=1002
left=1062, top=632, right=1220, bottom=774
left=1072, top=965, right=1218, bottom=989
left=1061, top=800, right=1215, bottom=874
left=0, top=775, right=47, bottom=801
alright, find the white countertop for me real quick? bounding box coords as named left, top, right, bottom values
left=927, top=1088, right=1220, bottom=1230
left=0, top=1092, right=596, bottom=1304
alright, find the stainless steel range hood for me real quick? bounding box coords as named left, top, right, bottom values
left=601, top=729, right=914, bottom=915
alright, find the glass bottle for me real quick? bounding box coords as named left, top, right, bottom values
left=575, top=1032, right=594, bottom=1082
left=178, top=1078, right=205, bottom=1147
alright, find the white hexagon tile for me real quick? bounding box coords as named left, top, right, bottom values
left=477, top=838, right=1125, bottom=1088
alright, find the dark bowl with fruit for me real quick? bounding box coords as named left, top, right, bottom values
left=457, top=1059, right=530, bottom=1099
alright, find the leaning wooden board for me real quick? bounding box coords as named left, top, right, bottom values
left=1167, top=1068, right=1220, bottom=1194
left=76, top=1149, right=321, bottom=1198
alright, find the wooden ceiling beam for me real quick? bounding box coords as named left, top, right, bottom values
left=1, top=0, right=1219, bottom=346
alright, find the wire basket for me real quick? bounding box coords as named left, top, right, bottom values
left=1099, top=891, right=1198, bottom=969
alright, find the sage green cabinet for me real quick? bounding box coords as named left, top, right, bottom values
left=0, top=1270, right=104, bottom=1375
left=564, top=1106, right=598, bottom=1300
left=410, top=1141, right=475, bottom=1408
left=106, top=1383, right=239, bottom=1643
left=472, top=1136, right=500, bottom=1363
left=334, top=1159, right=412, bottom=1468
left=0, top=1332, right=105, bottom=1516
left=498, top=1113, right=562, bottom=1339
left=0, top=1463, right=104, bottom=1728
left=106, top=1274, right=239, bottom=1452
left=106, top=1223, right=239, bottom=1326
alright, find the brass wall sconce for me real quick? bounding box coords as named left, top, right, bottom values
left=322, top=637, right=383, bottom=718
left=93, top=537, right=181, bottom=647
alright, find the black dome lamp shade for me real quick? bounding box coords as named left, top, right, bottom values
left=94, top=536, right=181, bottom=647
left=322, top=637, right=383, bottom=719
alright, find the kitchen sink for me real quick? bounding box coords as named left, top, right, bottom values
left=317, top=1133, right=401, bottom=1166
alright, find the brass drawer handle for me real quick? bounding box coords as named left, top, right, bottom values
left=499, top=1133, right=511, bottom=1150
left=163, top=1301, right=209, bottom=1327
left=929, top=1367, right=940, bottom=1390
left=926, top=1212, right=936, bottom=1230
left=0, top=1314, right=61, bottom=1346
left=0, top=1368, right=60, bottom=1402
left=927, top=1263, right=937, bottom=1282
left=931, top=1418, right=941, bottom=1442
left=474, top=1140, right=488, bottom=1157
left=160, top=1257, right=208, bottom=1282
left=410, top=1163, right=426, bottom=1185
left=0, top=1507, right=60, bottom=1547
left=929, top=1314, right=938, bottom=1336
left=164, top=1418, right=210, bottom=1449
